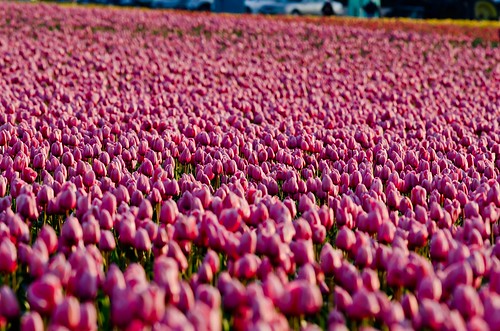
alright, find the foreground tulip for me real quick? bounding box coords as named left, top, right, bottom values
left=52, top=296, right=81, bottom=329
left=320, top=243, right=342, bottom=276
left=137, top=285, right=166, bottom=324
left=452, top=285, right=483, bottom=319
left=111, top=287, right=138, bottom=327
left=61, top=217, right=83, bottom=246
left=0, top=285, right=20, bottom=319
left=154, top=256, right=181, bottom=303
left=17, top=193, right=39, bottom=220
left=78, top=303, right=98, bottom=331
left=0, top=238, right=17, bottom=273
left=21, top=312, right=44, bottom=331
left=27, top=275, right=63, bottom=315
left=279, top=280, right=322, bottom=316
left=347, top=289, right=380, bottom=320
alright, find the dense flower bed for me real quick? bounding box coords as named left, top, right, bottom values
left=0, top=2, right=499, bottom=330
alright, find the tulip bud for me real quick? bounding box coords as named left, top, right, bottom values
left=417, top=277, right=442, bottom=301
left=452, top=285, right=483, bottom=319
left=361, top=269, right=380, bottom=292
left=235, top=230, right=256, bottom=256
left=336, top=227, right=356, bottom=253
left=17, top=193, right=39, bottom=220
left=160, top=200, right=178, bottom=224
left=61, top=217, right=83, bottom=247
left=196, top=284, right=221, bottom=310
left=137, top=199, right=153, bottom=220
left=82, top=219, right=101, bottom=246
left=290, top=240, right=314, bottom=266
left=21, top=312, right=44, bottom=331
left=134, top=228, right=152, bottom=251
left=154, top=256, right=181, bottom=303
left=0, top=285, right=20, bottom=318
left=138, top=285, right=165, bottom=324
left=176, top=281, right=195, bottom=313
left=52, top=296, right=81, bottom=329
left=320, top=243, right=342, bottom=276
left=279, top=281, right=322, bottom=316
left=78, top=303, right=97, bottom=331
left=111, top=287, right=138, bottom=327
left=430, top=230, right=449, bottom=261
left=83, top=170, right=96, bottom=187
left=219, top=208, right=241, bottom=232
left=347, top=289, right=380, bottom=320
left=39, top=225, right=58, bottom=255
left=99, top=230, right=116, bottom=252
left=27, top=274, right=63, bottom=315
left=57, top=184, right=77, bottom=211
left=0, top=238, right=17, bottom=273
left=103, top=264, right=125, bottom=296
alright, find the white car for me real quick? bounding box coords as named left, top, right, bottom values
left=258, top=0, right=344, bottom=16
left=245, top=0, right=280, bottom=13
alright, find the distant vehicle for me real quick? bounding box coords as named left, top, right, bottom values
left=257, top=0, right=344, bottom=15
left=149, top=0, right=187, bottom=8
left=246, top=0, right=279, bottom=13
left=379, top=0, right=500, bottom=20
left=186, top=0, right=212, bottom=10
left=187, top=0, right=264, bottom=13
left=187, top=0, right=344, bottom=15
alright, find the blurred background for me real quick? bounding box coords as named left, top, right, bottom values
left=59, top=0, right=499, bottom=21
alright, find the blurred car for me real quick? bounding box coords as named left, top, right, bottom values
left=187, top=0, right=343, bottom=15
left=245, top=0, right=279, bottom=13
left=258, top=0, right=344, bottom=15
left=187, top=0, right=261, bottom=12
left=149, top=0, right=187, bottom=8
left=186, top=0, right=212, bottom=10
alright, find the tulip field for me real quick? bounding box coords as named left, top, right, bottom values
left=1, top=2, right=500, bottom=330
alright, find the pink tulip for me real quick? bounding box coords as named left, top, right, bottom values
left=82, top=219, right=101, bottom=245
left=219, top=208, right=242, bottom=232
left=52, top=296, right=81, bottom=329
left=16, top=193, right=39, bottom=220
left=443, top=262, right=473, bottom=294
left=347, top=289, right=380, bottom=320
left=176, top=281, right=195, bottom=313
left=61, top=216, right=83, bottom=246
left=361, top=269, right=380, bottom=292
left=196, top=284, right=221, bottom=310
left=27, top=274, right=63, bottom=315
left=279, top=280, right=322, bottom=316
left=336, top=227, right=356, bottom=253
left=39, top=225, right=58, bottom=255
left=21, top=312, right=44, bottom=331
left=160, top=200, right=179, bottom=224
left=417, top=299, right=446, bottom=330
left=0, top=285, right=20, bottom=318
left=0, top=238, right=17, bottom=273
left=154, top=256, right=181, bottom=303
left=320, top=243, right=342, bottom=276
left=111, top=287, right=139, bottom=327
left=290, top=239, right=315, bottom=266
left=138, top=285, right=166, bottom=324
left=417, top=276, right=442, bottom=301
left=103, top=264, right=126, bottom=296
left=99, top=230, right=116, bottom=251
left=57, top=184, right=77, bottom=211
left=78, top=303, right=98, bottom=331
left=452, top=285, right=484, bottom=319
